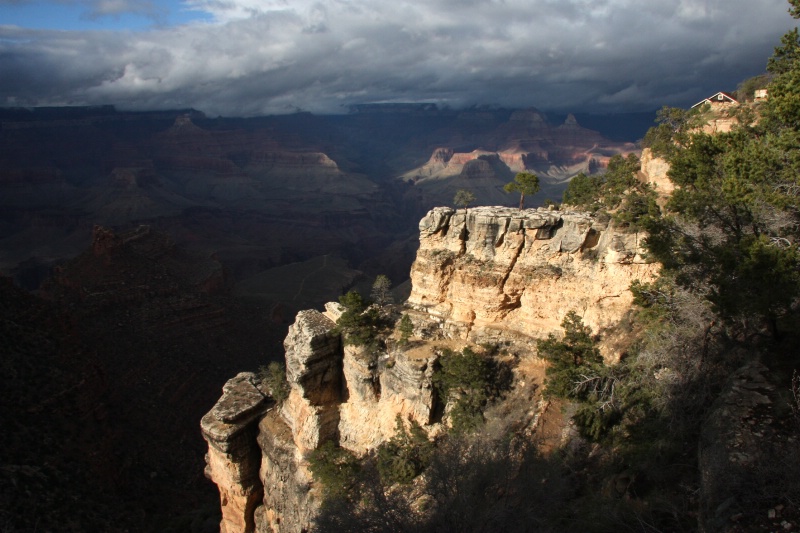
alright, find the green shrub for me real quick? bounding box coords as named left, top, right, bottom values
left=432, top=347, right=511, bottom=433
left=563, top=155, right=659, bottom=233
left=563, top=172, right=603, bottom=210
left=370, top=275, right=393, bottom=306
left=447, top=394, right=487, bottom=434
left=433, top=347, right=489, bottom=398
left=258, top=361, right=289, bottom=404
left=397, top=314, right=413, bottom=347
left=563, top=156, right=640, bottom=212
left=376, top=416, right=434, bottom=485
left=602, top=153, right=642, bottom=209
left=641, top=105, right=703, bottom=159
left=335, top=290, right=382, bottom=347
left=307, top=440, right=360, bottom=500
left=537, top=312, right=626, bottom=441
left=573, top=403, right=623, bottom=442
left=612, top=187, right=660, bottom=231
left=537, top=311, right=603, bottom=399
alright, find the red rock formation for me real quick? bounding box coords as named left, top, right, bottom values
left=402, top=109, right=637, bottom=187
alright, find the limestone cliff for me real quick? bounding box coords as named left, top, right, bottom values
left=639, top=147, right=673, bottom=203
left=202, top=307, right=438, bottom=532
left=202, top=206, right=657, bottom=532
left=202, top=373, right=273, bottom=533
left=407, top=206, right=658, bottom=355
left=338, top=343, right=437, bottom=454
left=281, top=310, right=343, bottom=453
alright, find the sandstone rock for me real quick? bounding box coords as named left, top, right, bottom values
left=408, top=206, right=658, bottom=357
left=283, top=310, right=342, bottom=406
left=205, top=205, right=660, bottom=532
left=216, top=373, right=272, bottom=424
left=338, top=345, right=437, bottom=454
left=257, top=412, right=318, bottom=533
left=640, top=148, right=674, bottom=201
left=380, top=349, right=437, bottom=427
left=323, top=301, right=345, bottom=322
left=201, top=372, right=274, bottom=533
left=281, top=310, right=343, bottom=452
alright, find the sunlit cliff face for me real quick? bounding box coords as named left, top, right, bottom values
left=407, top=206, right=657, bottom=355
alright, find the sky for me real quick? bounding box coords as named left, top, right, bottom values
left=0, top=0, right=796, bottom=116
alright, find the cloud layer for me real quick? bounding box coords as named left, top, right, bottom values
left=0, top=0, right=794, bottom=115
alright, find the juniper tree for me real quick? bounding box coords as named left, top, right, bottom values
left=642, top=6, right=800, bottom=337
left=398, top=314, right=413, bottom=346
left=503, top=172, right=540, bottom=210
left=453, top=189, right=476, bottom=214
left=371, top=275, right=393, bottom=306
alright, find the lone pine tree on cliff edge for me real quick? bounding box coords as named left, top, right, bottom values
left=504, top=172, right=540, bottom=210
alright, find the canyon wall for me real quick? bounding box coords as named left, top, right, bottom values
left=407, top=206, right=658, bottom=355
left=202, top=206, right=658, bottom=532
left=401, top=111, right=637, bottom=185
left=202, top=306, right=438, bottom=532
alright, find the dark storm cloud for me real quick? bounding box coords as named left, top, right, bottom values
left=0, top=0, right=794, bottom=115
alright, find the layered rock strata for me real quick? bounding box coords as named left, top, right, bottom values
left=338, top=344, right=437, bottom=454
left=203, top=206, right=657, bottom=532
left=202, top=308, right=438, bottom=532
left=281, top=310, right=343, bottom=453
left=407, top=206, right=658, bottom=352
left=201, top=373, right=274, bottom=533
left=401, top=110, right=638, bottom=184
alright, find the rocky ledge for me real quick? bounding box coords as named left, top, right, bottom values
left=201, top=307, right=439, bottom=532
left=202, top=373, right=274, bottom=533
left=407, top=206, right=658, bottom=352
left=201, top=206, right=658, bottom=532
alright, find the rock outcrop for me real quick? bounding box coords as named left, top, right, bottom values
left=202, top=205, right=657, bottom=532
left=202, top=373, right=274, bottom=533
left=281, top=310, right=343, bottom=453
left=338, top=344, right=437, bottom=454
left=639, top=148, right=673, bottom=202
left=401, top=109, right=637, bottom=186
left=202, top=308, right=438, bottom=532
left=407, top=206, right=658, bottom=355
left=697, top=359, right=800, bottom=532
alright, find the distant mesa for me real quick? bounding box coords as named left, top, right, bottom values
left=401, top=107, right=634, bottom=184
left=460, top=158, right=498, bottom=180
left=167, top=113, right=205, bottom=133
left=430, top=147, right=454, bottom=164
left=561, top=113, right=580, bottom=127
left=508, top=107, right=549, bottom=126
left=398, top=107, right=637, bottom=209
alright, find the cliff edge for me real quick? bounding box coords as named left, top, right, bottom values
left=201, top=206, right=657, bottom=532
left=407, top=206, right=657, bottom=355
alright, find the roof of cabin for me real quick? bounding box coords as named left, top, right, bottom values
left=691, top=91, right=739, bottom=108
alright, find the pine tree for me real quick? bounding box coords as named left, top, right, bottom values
left=370, top=275, right=393, bottom=306
left=453, top=189, right=476, bottom=214
left=398, top=314, right=413, bottom=346
left=503, top=172, right=540, bottom=209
